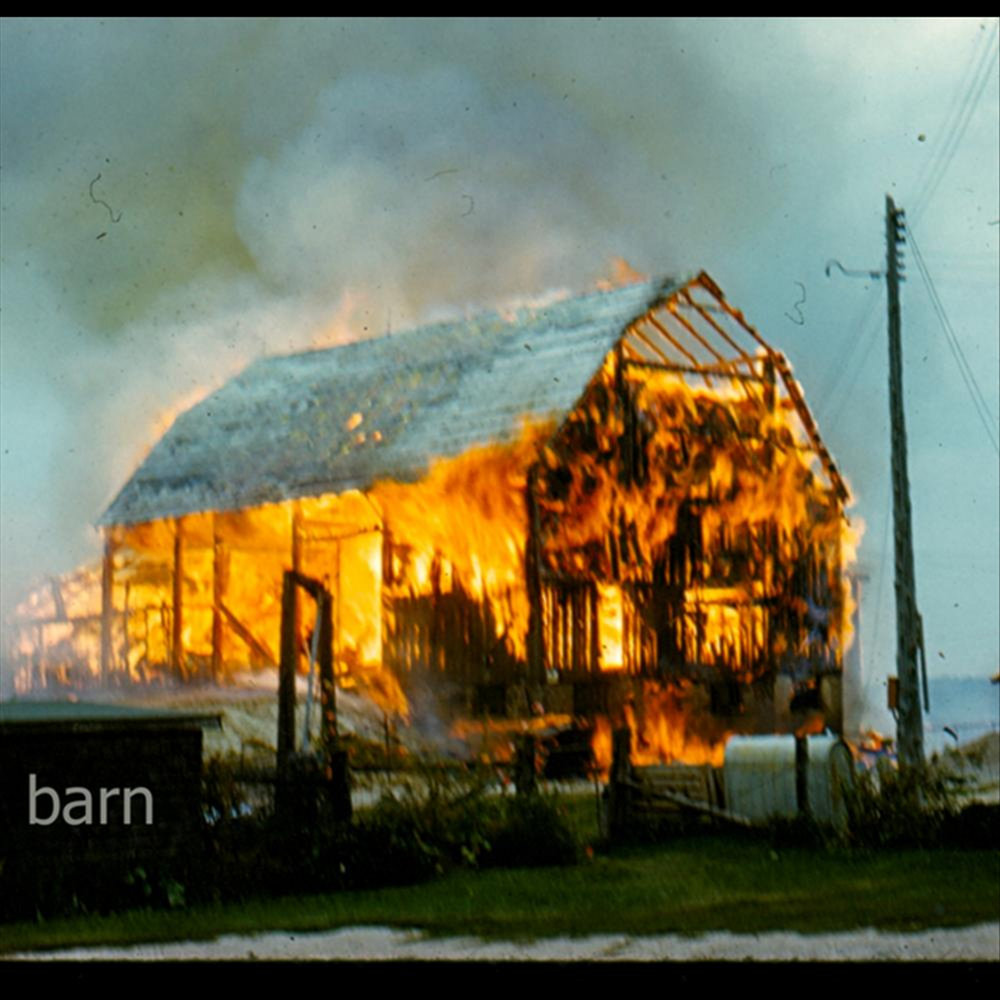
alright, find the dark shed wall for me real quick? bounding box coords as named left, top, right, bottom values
left=1, top=719, right=203, bottom=863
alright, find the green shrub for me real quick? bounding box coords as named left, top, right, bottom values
left=202, top=753, right=258, bottom=824
left=339, top=799, right=446, bottom=887
left=356, top=764, right=506, bottom=870
left=483, top=793, right=581, bottom=868
left=0, top=852, right=198, bottom=923
left=843, top=760, right=968, bottom=848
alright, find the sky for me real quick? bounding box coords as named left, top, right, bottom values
left=1, top=18, right=998, bottom=721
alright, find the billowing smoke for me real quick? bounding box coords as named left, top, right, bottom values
left=2, top=19, right=998, bottom=718
left=0, top=30, right=675, bottom=626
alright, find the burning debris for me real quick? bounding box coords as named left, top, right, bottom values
left=5, top=272, right=856, bottom=767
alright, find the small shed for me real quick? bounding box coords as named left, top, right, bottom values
left=0, top=701, right=220, bottom=864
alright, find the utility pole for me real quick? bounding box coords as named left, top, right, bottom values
left=885, top=194, right=925, bottom=768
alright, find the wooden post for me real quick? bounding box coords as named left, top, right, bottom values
left=885, top=195, right=924, bottom=769
left=762, top=355, right=776, bottom=475
left=212, top=515, right=228, bottom=681
left=318, top=587, right=336, bottom=752
left=100, top=531, right=115, bottom=686
left=514, top=733, right=538, bottom=796
left=34, top=624, right=45, bottom=690
left=278, top=569, right=349, bottom=822
left=607, top=725, right=632, bottom=842
left=292, top=503, right=303, bottom=677
left=525, top=465, right=545, bottom=686
left=320, top=588, right=350, bottom=821
left=277, top=570, right=297, bottom=774
left=171, top=517, right=185, bottom=681
left=334, top=539, right=341, bottom=676
left=122, top=581, right=131, bottom=679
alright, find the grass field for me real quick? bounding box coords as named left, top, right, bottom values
left=3, top=829, right=997, bottom=955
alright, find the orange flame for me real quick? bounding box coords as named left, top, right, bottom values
left=8, top=296, right=854, bottom=762
left=595, top=256, right=648, bottom=291
left=590, top=682, right=731, bottom=774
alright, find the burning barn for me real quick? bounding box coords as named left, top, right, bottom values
left=6, top=272, right=855, bottom=765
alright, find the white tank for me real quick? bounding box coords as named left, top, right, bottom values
left=806, top=733, right=854, bottom=829
left=723, top=735, right=799, bottom=822
left=723, top=733, right=855, bottom=826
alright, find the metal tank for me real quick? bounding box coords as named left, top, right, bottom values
left=723, top=733, right=854, bottom=827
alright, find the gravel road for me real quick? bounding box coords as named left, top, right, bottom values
left=13, top=922, right=1000, bottom=961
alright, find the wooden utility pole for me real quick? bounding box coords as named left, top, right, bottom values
left=885, top=195, right=924, bottom=768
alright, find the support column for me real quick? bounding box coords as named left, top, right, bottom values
left=334, top=540, right=342, bottom=675
left=100, top=530, right=115, bottom=686
left=318, top=587, right=336, bottom=752
left=292, top=502, right=303, bottom=676
left=277, top=570, right=297, bottom=772
left=122, top=582, right=131, bottom=680
left=172, top=516, right=186, bottom=681
left=525, top=465, right=545, bottom=686
left=607, top=726, right=632, bottom=843
left=212, top=515, right=228, bottom=681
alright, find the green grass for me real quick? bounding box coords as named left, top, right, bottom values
left=3, top=831, right=997, bottom=955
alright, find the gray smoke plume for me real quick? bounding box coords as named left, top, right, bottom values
left=2, top=20, right=997, bottom=719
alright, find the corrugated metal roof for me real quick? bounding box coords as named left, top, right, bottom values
left=100, top=276, right=684, bottom=526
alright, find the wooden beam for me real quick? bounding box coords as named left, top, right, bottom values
left=677, top=287, right=758, bottom=365
left=122, top=581, right=131, bottom=676
left=624, top=321, right=674, bottom=366
left=212, top=514, right=228, bottom=681
left=292, top=502, right=303, bottom=677
left=664, top=301, right=728, bottom=364
left=621, top=358, right=768, bottom=382
left=334, top=540, right=342, bottom=676
left=318, top=588, right=337, bottom=753
left=619, top=339, right=647, bottom=363
left=771, top=352, right=849, bottom=503
left=277, top=570, right=297, bottom=772
left=100, top=533, right=114, bottom=686
left=525, top=465, right=545, bottom=686
left=48, top=578, right=68, bottom=621
left=644, top=314, right=703, bottom=369
left=217, top=601, right=276, bottom=666
left=607, top=726, right=633, bottom=842
left=171, top=517, right=185, bottom=681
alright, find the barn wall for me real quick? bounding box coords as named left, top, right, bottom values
left=530, top=348, right=848, bottom=721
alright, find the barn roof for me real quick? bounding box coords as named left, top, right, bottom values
left=100, top=272, right=846, bottom=527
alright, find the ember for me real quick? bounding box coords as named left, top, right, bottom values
left=6, top=272, right=856, bottom=764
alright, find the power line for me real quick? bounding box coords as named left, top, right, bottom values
left=908, top=23, right=992, bottom=204
left=908, top=225, right=1000, bottom=455
left=911, top=21, right=1000, bottom=223
left=818, top=289, right=884, bottom=429
left=814, top=274, right=882, bottom=415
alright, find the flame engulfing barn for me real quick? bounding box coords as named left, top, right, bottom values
left=8, top=273, right=854, bottom=763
